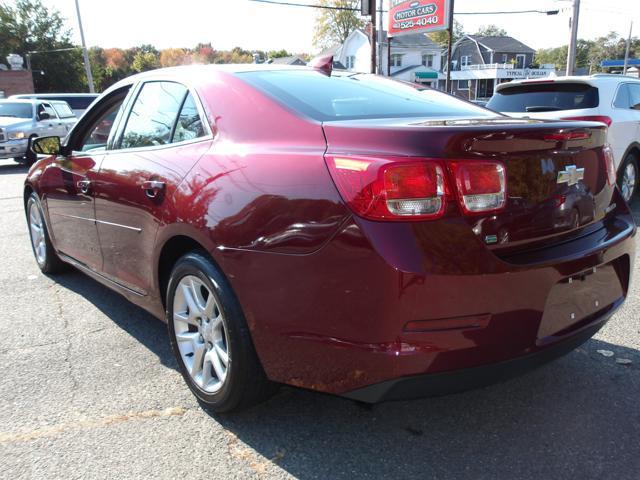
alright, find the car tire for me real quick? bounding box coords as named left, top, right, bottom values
left=618, top=154, right=638, bottom=203
left=26, top=193, right=66, bottom=274
left=24, top=135, right=38, bottom=166
left=167, top=251, right=277, bottom=413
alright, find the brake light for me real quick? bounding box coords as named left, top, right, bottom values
left=325, top=156, right=447, bottom=220
left=544, top=131, right=591, bottom=141
left=603, top=144, right=616, bottom=186
left=325, top=156, right=508, bottom=220
left=449, top=161, right=507, bottom=214
left=562, top=115, right=612, bottom=127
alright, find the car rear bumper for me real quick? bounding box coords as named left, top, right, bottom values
left=342, top=303, right=617, bottom=403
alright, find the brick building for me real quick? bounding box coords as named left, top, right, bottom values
left=0, top=70, right=35, bottom=98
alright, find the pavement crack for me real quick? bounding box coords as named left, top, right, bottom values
left=50, top=283, right=80, bottom=404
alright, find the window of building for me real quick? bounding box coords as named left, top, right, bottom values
left=502, top=54, right=508, bottom=63
left=458, top=80, right=469, bottom=90
left=516, top=54, right=526, bottom=69
left=461, top=55, right=471, bottom=68
left=391, top=54, right=403, bottom=68
left=422, top=54, right=434, bottom=68
left=345, top=55, right=356, bottom=69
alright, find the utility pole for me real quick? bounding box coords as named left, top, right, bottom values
left=445, top=0, right=455, bottom=92
left=74, top=0, right=95, bottom=93
left=565, top=0, right=580, bottom=76
left=377, top=0, right=383, bottom=74
left=370, top=0, right=377, bottom=74
left=623, top=21, right=633, bottom=76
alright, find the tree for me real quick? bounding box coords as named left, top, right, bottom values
left=0, top=0, right=86, bottom=92
left=313, top=0, right=364, bottom=50
left=474, top=25, right=508, bottom=37
left=159, top=48, right=190, bottom=67
left=428, top=19, right=464, bottom=48
left=131, top=51, right=159, bottom=72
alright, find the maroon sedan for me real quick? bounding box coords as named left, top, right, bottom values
left=25, top=65, right=635, bottom=412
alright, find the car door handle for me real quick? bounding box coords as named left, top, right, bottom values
left=141, top=180, right=165, bottom=198
left=77, top=179, right=91, bottom=194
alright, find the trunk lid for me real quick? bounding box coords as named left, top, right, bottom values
left=322, top=117, right=614, bottom=252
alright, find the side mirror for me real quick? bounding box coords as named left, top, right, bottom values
left=38, top=112, right=51, bottom=120
left=32, top=136, right=62, bottom=156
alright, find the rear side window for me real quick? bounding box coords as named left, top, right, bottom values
left=120, top=82, right=187, bottom=149
left=172, top=93, right=205, bottom=143
left=52, top=102, right=75, bottom=118
left=487, top=82, right=599, bottom=112
left=628, top=84, right=640, bottom=110
left=614, top=84, right=630, bottom=108
left=239, top=70, right=493, bottom=121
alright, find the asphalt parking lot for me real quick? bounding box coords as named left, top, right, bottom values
left=0, top=159, right=639, bottom=480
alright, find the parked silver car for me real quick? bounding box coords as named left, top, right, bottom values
left=0, top=99, right=76, bottom=165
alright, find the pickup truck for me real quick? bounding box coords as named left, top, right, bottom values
left=0, top=99, right=77, bottom=165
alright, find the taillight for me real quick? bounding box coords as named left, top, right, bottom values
left=325, top=155, right=508, bottom=221
left=325, top=156, right=447, bottom=220
left=603, top=144, right=616, bottom=186
left=562, top=115, right=612, bottom=127
left=449, top=161, right=506, bottom=214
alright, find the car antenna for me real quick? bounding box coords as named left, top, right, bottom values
left=308, top=54, right=333, bottom=77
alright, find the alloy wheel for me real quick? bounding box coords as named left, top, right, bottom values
left=28, top=201, right=47, bottom=267
left=172, top=275, right=229, bottom=393
left=621, top=162, right=637, bottom=203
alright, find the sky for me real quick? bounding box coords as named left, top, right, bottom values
left=22, top=0, right=640, bottom=54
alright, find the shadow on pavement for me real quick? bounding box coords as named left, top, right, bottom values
left=45, top=196, right=640, bottom=479
left=50, top=270, right=177, bottom=370
left=0, top=162, right=28, bottom=176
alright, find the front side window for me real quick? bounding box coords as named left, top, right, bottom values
left=173, top=93, right=205, bottom=143
left=81, top=102, right=124, bottom=152
left=120, top=82, right=187, bottom=149
left=39, top=103, right=57, bottom=119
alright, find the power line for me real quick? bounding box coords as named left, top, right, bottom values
left=248, top=0, right=559, bottom=15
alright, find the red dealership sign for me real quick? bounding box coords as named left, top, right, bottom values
left=388, top=0, right=450, bottom=37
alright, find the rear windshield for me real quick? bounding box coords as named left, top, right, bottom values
left=487, top=82, right=599, bottom=112
left=0, top=102, right=32, bottom=118
left=239, top=70, right=494, bottom=121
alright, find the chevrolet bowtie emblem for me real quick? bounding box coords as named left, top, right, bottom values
left=557, top=165, right=585, bottom=186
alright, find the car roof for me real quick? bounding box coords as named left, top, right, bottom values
left=495, top=74, right=640, bottom=91
left=10, top=93, right=98, bottom=98
left=103, top=64, right=314, bottom=94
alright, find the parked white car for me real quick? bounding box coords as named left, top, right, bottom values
left=0, top=99, right=76, bottom=165
left=487, top=74, right=640, bottom=202
left=10, top=93, right=98, bottom=118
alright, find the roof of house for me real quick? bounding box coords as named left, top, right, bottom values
left=269, top=55, right=306, bottom=65
left=465, top=35, right=535, bottom=53
left=382, top=32, right=442, bottom=50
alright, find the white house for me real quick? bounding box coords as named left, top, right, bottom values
left=334, top=29, right=445, bottom=89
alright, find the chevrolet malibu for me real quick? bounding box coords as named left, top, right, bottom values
left=24, top=64, right=636, bottom=412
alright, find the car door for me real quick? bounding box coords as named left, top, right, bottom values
left=93, top=81, right=211, bottom=295
left=40, top=90, right=131, bottom=271
left=36, top=102, right=61, bottom=137
left=610, top=83, right=640, bottom=168
left=627, top=83, right=640, bottom=144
